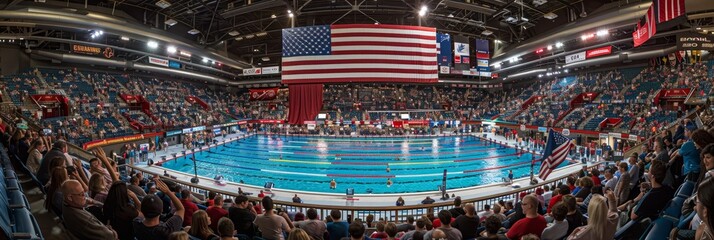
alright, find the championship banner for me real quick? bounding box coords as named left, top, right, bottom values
left=633, top=4, right=657, bottom=47
left=437, top=33, right=452, bottom=66
left=148, top=57, right=169, bottom=67
left=453, top=35, right=470, bottom=71
left=83, top=132, right=164, bottom=149
left=249, top=88, right=279, bottom=101
left=475, top=39, right=490, bottom=59
left=565, top=51, right=586, bottom=64
left=586, top=46, right=612, bottom=58
left=677, top=32, right=714, bottom=50
left=72, top=44, right=114, bottom=59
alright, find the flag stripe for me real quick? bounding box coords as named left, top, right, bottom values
left=282, top=72, right=438, bottom=80
left=281, top=59, right=437, bottom=67
left=282, top=68, right=438, bottom=75
left=332, top=45, right=436, bottom=53
left=332, top=41, right=436, bottom=48
left=282, top=54, right=436, bottom=62
left=332, top=24, right=436, bottom=32
left=331, top=33, right=436, bottom=41
left=332, top=50, right=437, bottom=57
left=278, top=77, right=439, bottom=84
left=283, top=63, right=438, bottom=71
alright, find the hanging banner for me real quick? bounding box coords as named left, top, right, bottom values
left=439, top=66, right=450, bottom=74
left=249, top=88, right=279, bottom=101
left=453, top=35, right=470, bottom=71
left=72, top=44, right=114, bottom=58
left=633, top=4, right=657, bottom=47
left=149, top=57, right=169, bottom=67
left=565, top=51, right=586, bottom=64
left=677, top=32, right=714, bottom=50
left=437, top=33, right=452, bottom=66
left=168, top=61, right=182, bottom=69
left=477, top=59, right=489, bottom=67
left=586, top=46, right=612, bottom=58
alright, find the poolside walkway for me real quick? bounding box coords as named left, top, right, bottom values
left=133, top=132, right=594, bottom=207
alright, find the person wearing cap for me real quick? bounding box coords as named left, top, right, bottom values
left=133, top=178, right=185, bottom=240
left=61, top=180, right=118, bottom=240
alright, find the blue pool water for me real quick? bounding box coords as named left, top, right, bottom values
left=161, top=135, right=568, bottom=194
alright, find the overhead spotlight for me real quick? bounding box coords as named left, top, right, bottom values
left=261, top=57, right=270, bottom=62
left=120, top=36, right=130, bottom=41
left=179, top=51, right=191, bottom=57
left=288, top=12, right=294, bottom=18
left=596, top=30, right=609, bottom=36
left=547, top=45, right=553, bottom=50
left=228, top=30, right=240, bottom=36
left=494, top=39, right=501, bottom=43
left=188, top=29, right=201, bottom=35
left=202, top=57, right=209, bottom=63
left=418, top=5, right=427, bottom=17
left=98, top=30, right=103, bottom=35
left=374, top=22, right=379, bottom=25
left=234, top=37, right=244, bottom=41
left=481, top=30, right=493, bottom=35
left=564, top=69, right=569, bottom=73
left=91, top=34, right=97, bottom=39
left=255, top=32, right=268, bottom=37
left=538, top=74, right=543, bottom=78
left=555, top=42, right=563, bottom=48
left=287, top=10, right=292, bottom=14
left=147, top=40, right=159, bottom=49
left=447, top=14, right=454, bottom=18
left=245, top=34, right=255, bottom=39
left=167, top=46, right=177, bottom=54
left=271, top=14, right=277, bottom=19
left=696, top=27, right=702, bottom=30
left=164, top=19, right=178, bottom=26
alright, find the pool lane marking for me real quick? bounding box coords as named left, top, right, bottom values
left=333, top=147, right=498, bottom=157
left=327, top=174, right=396, bottom=178
left=268, top=152, right=526, bottom=166
left=269, top=151, right=294, bottom=154
left=298, top=142, right=489, bottom=150
left=269, top=159, right=332, bottom=165
left=261, top=169, right=325, bottom=177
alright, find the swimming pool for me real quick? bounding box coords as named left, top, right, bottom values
left=160, top=135, right=568, bottom=194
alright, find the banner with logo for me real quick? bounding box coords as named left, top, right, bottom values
left=249, top=88, right=279, bottom=101
left=453, top=35, right=470, bottom=71
left=262, top=66, right=280, bottom=74
left=565, top=51, right=586, bottom=64
left=439, top=66, right=450, bottom=74
left=72, top=44, right=114, bottom=58
left=586, top=46, right=612, bottom=58
left=477, top=59, right=489, bottom=67
left=633, top=4, right=657, bottom=47
left=475, top=39, right=490, bottom=59
left=168, top=60, right=182, bottom=69
left=149, top=57, right=169, bottom=67
left=677, top=32, right=714, bottom=50
left=437, top=33, right=452, bottom=66
left=243, top=68, right=262, bottom=75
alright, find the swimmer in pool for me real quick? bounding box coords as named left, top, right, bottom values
left=387, top=178, right=393, bottom=187
left=386, top=166, right=391, bottom=173
left=330, top=179, right=337, bottom=189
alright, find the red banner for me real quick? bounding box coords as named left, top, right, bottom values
left=586, top=46, right=612, bottom=58
left=633, top=5, right=657, bottom=47
left=249, top=88, right=279, bottom=101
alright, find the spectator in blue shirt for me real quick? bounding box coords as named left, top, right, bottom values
left=326, top=210, right=349, bottom=240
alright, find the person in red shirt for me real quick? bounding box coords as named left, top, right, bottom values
left=206, top=195, right=228, bottom=233
left=506, top=194, right=547, bottom=240
left=258, top=190, right=265, bottom=198
left=590, top=169, right=602, bottom=187
left=547, top=185, right=570, bottom=214
left=179, top=189, right=199, bottom=227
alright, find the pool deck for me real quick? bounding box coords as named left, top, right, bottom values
left=134, top=132, right=594, bottom=207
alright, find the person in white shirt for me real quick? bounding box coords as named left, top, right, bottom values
left=477, top=204, right=494, bottom=221
left=603, top=168, right=619, bottom=191
left=542, top=185, right=553, bottom=207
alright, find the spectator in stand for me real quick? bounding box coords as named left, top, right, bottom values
left=295, top=208, right=326, bottom=240
left=217, top=217, right=238, bottom=240
left=603, top=168, right=619, bottom=191
left=396, top=216, right=415, bottom=233
left=449, top=196, right=465, bottom=218
left=26, top=138, right=45, bottom=174
left=476, top=216, right=507, bottom=240
left=615, top=162, right=632, bottom=205
left=103, top=181, right=143, bottom=240
left=88, top=173, right=109, bottom=203
left=128, top=175, right=147, bottom=198
left=424, top=210, right=462, bottom=240
left=563, top=195, right=584, bottom=236
left=62, top=180, right=118, bottom=239
left=401, top=217, right=427, bottom=240
left=567, top=190, right=619, bottom=240
left=347, top=222, right=369, bottom=240
left=207, top=195, right=228, bottom=233
left=477, top=204, right=494, bottom=221
left=180, top=189, right=200, bottom=227
left=384, top=222, right=399, bottom=240
left=505, top=194, right=547, bottom=240
left=229, top=195, right=258, bottom=237
left=547, top=185, right=569, bottom=214
left=452, top=203, right=479, bottom=239
left=574, top=177, right=593, bottom=202
left=370, top=222, right=387, bottom=239
left=188, top=210, right=219, bottom=240
left=630, top=161, right=674, bottom=220
left=133, top=179, right=185, bottom=240
left=254, top=197, right=293, bottom=240
left=288, top=228, right=311, bottom=240
left=541, top=202, right=568, bottom=240
left=590, top=169, right=602, bottom=187
left=673, top=126, right=709, bottom=182
left=327, top=209, right=350, bottom=240
left=37, top=140, right=68, bottom=185
left=542, top=186, right=553, bottom=207
left=695, top=178, right=714, bottom=240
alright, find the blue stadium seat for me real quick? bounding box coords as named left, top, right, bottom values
left=675, top=181, right=696, bottom=198
left=642, top=218, right=674, bottom=240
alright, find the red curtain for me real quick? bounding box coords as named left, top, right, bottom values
left=288, top=84, right=324, bottom=124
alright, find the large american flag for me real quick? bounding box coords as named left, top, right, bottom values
left=538, top=129, right=576, bottom=180
left=281, top=24, right=438, bottom=84
left=655, top=0, right=685, bottom=23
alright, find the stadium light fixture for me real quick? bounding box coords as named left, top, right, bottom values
left=555, top=42, right=563, bottom=48
left=179, top=51, right=191, bottom=57
left=147, top=40, right=159, bottom=49
left=202, top=57, right=209, bottom=63
left=167, top=46, right=177, bottom=54
left=271, top=14, right=277, bottom=19
left=419, top=6, right=428, bottom=17
left=596, top=30, right=609, bottom=36
left=547, top=45, right=553, bottom=50
left=120, top=36, right=130, bottom=41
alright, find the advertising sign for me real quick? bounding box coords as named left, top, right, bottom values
left=440, top=66, right=450, bottom=74
left=72, top=44, right=114, bottom=58
left=586, top=46, right=612, bottom=58
left=149, top=57, right=169, bottom=67
left=243, top=68, right=262, bottom=75
left=677, top=32, right=714, bottom=50
left=262, top=66, right=280, bottom=74
left=168, top=60, right=182, bottom=69
left=565, top=51, right=586, bottom=64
